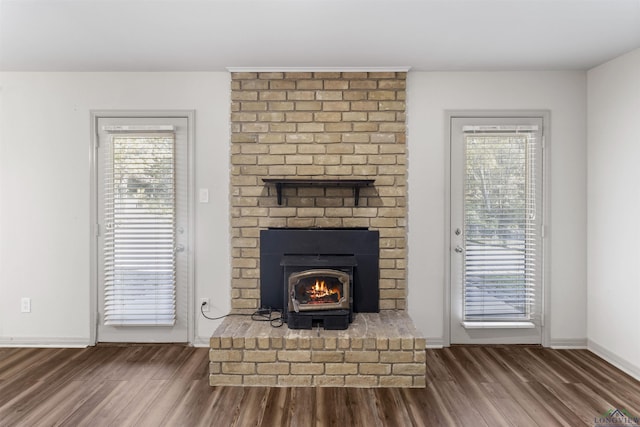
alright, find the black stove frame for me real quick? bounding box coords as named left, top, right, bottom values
left=260, top=228, right=380, bottom=321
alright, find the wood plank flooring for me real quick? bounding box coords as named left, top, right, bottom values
left=0, top=345, right=639, bottom=426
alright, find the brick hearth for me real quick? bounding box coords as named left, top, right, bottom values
left=209, top=312, right=426, bottom=387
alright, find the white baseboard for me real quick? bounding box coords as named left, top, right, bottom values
left=0, top=337, right=90, bottom=348
left=588, top=339, right=640, bottom=381
left=548, top=338, right=588, bottom=349
left=425, top=337, right=445, bottom=348
left=193, top=337, right=211, bottom=348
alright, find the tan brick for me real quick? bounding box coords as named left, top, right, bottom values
left=257, top=155, right=285, bottom=165
left=257, top=363, right=290, bottom=375
left=393, top=363, right=426, bottom=376
left=323, top=101, right=350, bottom=111
left=343, top=90, right=367, bottom=101
left=379, top=101, right=405, bottom=111
left=241, top=80, right=268, bottom=90
left=380, top=376, right=413, bottom=387
left=241, top=122, right=269, bottom=133
left=313, top=155, right=340, bottom=165
left=324, top=80, right=349, bottom=90
left=314, top=376, right=345, bottom=386
left=296, top=165, right=325, bottom=175
left=258, top=133, right=285, bottom=143
left=286, top=112, right=313, bottom=122
left=368, top=112, right=396, bottom=122
left=268, top=165, right=297, bottom=175
left=297, top=122, right=325, bottom=132
left=232, top=72, right=257, bottom=80
left=244, top=350, right=277, bottom=362
left=324, top=122, right=352, bottom=132
left=315, top=134, right=342, bottom=143
left=324, top=337, right=337, bottom=350
left=314, top=112, right=342, bottom=122
left=325, top=363, right=358, bottom=375
left=231, top=112, right=257, bottom=122
left=285, top=134, right=314, bottom=144
left=257, top=337, right=270, bottom=349
left=298, top=144, right=326, bottom=154
left=296, top=80, right=323, bottom=90
left=342, top=112, right=368, bottom=121
left=259, top=72, right=284, bottom=79
left=210, top=374, right=243, bottom=386
left=345, top=351, right=379, bottom=363
left=295, top=101, right=322, bottom=111
left=314, top=72, right=341, bottom=79
left=241, top=101, right=268, bottom=111
left=271, top=337, right=283, bottom=349
left=311, top=337, right=324, bottom=350
left=260, top=91, right=286, bottom=101
left=268, top=102, right=295, bottom=111
left=369, top=72, right=397, bottom=79
left=316, top=90, right=343, bottom=100
left=325, top=208, right=352, bottom=217
left=298, top=336, right=311, bottom=349
left=326, top=144, right=354, bottom=154
left=209, top=362, right=221, bottom=374
left=243, top=375, right=277, bottom=386
left=371, top=133, right=396, bottom=143
left=343, top=134, right=370, bottom=143
left=353, top=123, right=379, bottom=132
left=311, top=351, right=345, bottom=363
left=351, top=101, right=378, bottom=111
left=278, top=350, right=311, bottom=362
left=270, top=80, right=296, bottom=90
left=270, top=144, right=297, bottom=155
left=345, top=375, right=378, bottom=387
left=342, top=155, right=367, bottom=165
left=380, top=351, right=414, bottom=363
left=402, top=338, right=415, bottom=350
left=210, top=337, right=221, bottom=349
left=258, top=112, right=285, bottom=122
left=232, top=337, right=245, bottom=348
left=291, top=363, right=325, bottom=375
left=285, top=72, right=312, bottom=79
left=359, top=363, right=391, bottom=375
left=354, top=166, right=378, bottom=178
left=287, top=90, right=316, bottom=101
left=278, top=375, right=312, bottom=386
left=378, top=79, right=406, bottom=89
left=349, top=80, right=377, bottom=89
left=222, top=362, right=255, bottom=375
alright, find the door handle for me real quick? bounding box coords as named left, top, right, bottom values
left=175, top=244, right=185, bottom=253
left=454, top=245, right=464, bottom=253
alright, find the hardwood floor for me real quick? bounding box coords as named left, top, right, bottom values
left=0, top=345, right=639, bottom=426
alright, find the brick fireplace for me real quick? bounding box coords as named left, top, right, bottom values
left=229, top=71, right=407, bottom=312
left=210, top=71, right=425, bottom=387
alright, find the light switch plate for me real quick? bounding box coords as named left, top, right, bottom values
left=199, top=188, right=209, bottom=203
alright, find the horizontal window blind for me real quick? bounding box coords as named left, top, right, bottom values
left=103, top=133, right=176, bottom=326
left=463, top=129, right=541, bottom=322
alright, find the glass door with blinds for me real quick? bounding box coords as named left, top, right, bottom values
left=96, top=116, right=189, bottom=343
left=450, top=115, right=544, bottom=344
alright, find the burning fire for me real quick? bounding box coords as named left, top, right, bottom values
left=308, top=279, right=341, bottom=302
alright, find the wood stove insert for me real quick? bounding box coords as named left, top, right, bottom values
left=260, top=228, right=379, bottom=330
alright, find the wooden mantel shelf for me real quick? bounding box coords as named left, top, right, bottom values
left=262, top=178, right=375, bottom=206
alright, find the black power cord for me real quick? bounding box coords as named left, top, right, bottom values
left=200, top=302, right=284, bottom=327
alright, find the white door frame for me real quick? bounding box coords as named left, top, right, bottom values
left=89, top=110, right=196, bottom=345
left=444, top=110, right=551, bottom=347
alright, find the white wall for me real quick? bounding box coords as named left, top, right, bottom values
left=0, top=70, right=589, bottom=348
left=0, top=72, right=231, bottom=346
left=587, top=49, right=640, bottom=378
left=406, top=71, right=588, bottom=346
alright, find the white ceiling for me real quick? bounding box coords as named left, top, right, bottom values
left=1, top=0, right=639, bottom=72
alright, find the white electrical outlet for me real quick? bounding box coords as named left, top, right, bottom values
left=21, top=297, right=31, bottom=313
left=200, top=298, right=210, bottom=312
